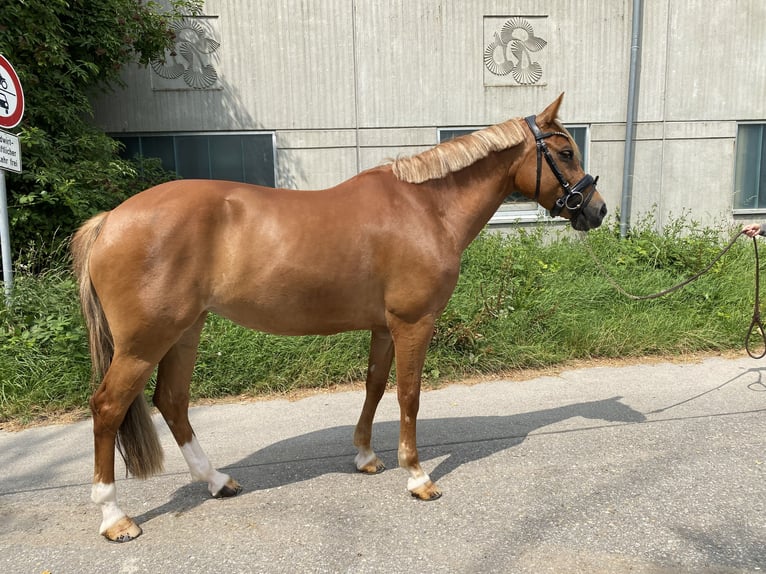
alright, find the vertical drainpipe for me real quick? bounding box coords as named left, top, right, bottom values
left=620, top=0, right=644, bottom=238
left=351, top=0, right=362, bottom=174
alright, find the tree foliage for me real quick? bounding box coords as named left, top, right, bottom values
left=0, top=0, right=201, bottom=265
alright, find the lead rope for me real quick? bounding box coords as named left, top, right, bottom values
left=745, top=235, right=766, bottom=358
left=585, top=230, right=766, bottom=359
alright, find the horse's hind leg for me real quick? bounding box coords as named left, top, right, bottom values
left=91, top=355, right=157, bottom=542
left=153, top=313, right=241, bottom=498
left=353, top=328, right=394, bottom=474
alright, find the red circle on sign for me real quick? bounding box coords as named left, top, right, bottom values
left=0, top=54, right=24, bottom=129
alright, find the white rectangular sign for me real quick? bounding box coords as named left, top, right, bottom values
left=0, top=130, right=21, bottom=173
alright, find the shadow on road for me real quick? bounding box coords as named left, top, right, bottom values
left=134, top=396, right=645, bottom=526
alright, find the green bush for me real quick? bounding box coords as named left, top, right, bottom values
left=0, top=266, right=90, bottom=422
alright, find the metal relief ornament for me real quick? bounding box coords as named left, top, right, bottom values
left=483, top=16, right=548, bottom=86
left=151, top=17, right=222, bottom=90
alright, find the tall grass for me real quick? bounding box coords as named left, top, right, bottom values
left=0, top=215, right=760, bottom=424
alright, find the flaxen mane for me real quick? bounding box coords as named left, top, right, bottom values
left=391, top=118, right=527, bottom=184
left=391, top=117, right=580, bottom=184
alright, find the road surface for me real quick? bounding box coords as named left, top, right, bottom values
left=1, top=354, right=764, bottom=573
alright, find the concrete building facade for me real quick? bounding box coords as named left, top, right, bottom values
left=92, top=0, right=766, bottom=231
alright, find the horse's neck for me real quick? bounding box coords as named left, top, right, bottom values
left=437, top=151, right=518, bottom=251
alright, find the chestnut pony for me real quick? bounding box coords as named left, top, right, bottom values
left=72, top=94, right=606, bottom=541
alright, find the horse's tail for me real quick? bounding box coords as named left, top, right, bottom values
left=71, top=212, right=112, bottom=383
left=71, top=213, right=164, bottom=479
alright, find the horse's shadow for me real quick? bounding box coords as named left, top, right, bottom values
left=134, top=396, right=645, bottom=525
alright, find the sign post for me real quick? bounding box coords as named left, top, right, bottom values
left=0, top=170, right=12, bottom=302
left=0, top=54, right=24, bottom=303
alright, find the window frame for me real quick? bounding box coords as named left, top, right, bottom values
left=732, top=122, right=766, bottom=215
left=437, top=123, right=590, bottom=224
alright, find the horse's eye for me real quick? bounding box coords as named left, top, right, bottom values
left=559, top=149, right=574, bottom=161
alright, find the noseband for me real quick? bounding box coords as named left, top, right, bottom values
left=524, top=115, right=599, bottom=218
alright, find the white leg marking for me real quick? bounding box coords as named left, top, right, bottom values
left=407, top=473, right=431, bottom=492
left=180, top=436, right=231, bottom=496
left=91, top=482, right=126, bottom=535
left=354, top=447, right=377, bottom=470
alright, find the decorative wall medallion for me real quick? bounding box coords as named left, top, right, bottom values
left=150, top=16, right=222, bottom=90
left=483, top=16, right=548, bottom=87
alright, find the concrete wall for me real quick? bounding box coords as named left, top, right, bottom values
left=91, top=0, right=766, bottom=229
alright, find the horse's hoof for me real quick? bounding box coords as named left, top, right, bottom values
left=103, top=516, right=142, bottom=543
left=410, top=481, right=442, bottom=501
left=214, top=478, right=242, bottom=498
left=357, top=457, right=386, bottom=475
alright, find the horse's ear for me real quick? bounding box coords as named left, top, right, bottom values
left=538, top=93, right=565, bottom=123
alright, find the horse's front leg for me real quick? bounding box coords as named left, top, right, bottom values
left=389, top=314, right=442, bottom=500
left=353, top=328, right=394, bottom=474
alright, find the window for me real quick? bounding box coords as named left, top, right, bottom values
left=114, top=132, right=277, bottom=187
left=438, top=125, right=588, bottom=223
left=734, top=124, right=766, bottom=211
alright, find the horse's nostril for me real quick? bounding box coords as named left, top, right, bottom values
left=600, top=204, right=608, bottom=217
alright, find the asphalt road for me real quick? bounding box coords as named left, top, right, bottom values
left=1, top=354, right=765, bottom=573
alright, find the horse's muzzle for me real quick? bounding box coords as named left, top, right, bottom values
left=571, top=200, right=607, bottom=231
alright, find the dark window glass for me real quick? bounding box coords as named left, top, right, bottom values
left=567, top=126, right=588, bottom=168
left=243, top=135, right=276, bottom=187
left=210, top=135, right=245, bottom=182
left=139, top=136, right=176, bottom=172
left=175, top=135, right=210, bottom=179
left=118, top=137, right=141, bottom=160
left=113, top=133, right=276, bottom=187
left=734, top=124, right=766, bottom=209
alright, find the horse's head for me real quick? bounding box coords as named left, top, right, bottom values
left=514, top=94, right=607, bottom=231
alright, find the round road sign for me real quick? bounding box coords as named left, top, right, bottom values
left=0, top=55, right=24, bottom=129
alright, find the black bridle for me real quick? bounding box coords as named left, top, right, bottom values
left=524, top=115, right=599, bottom=218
